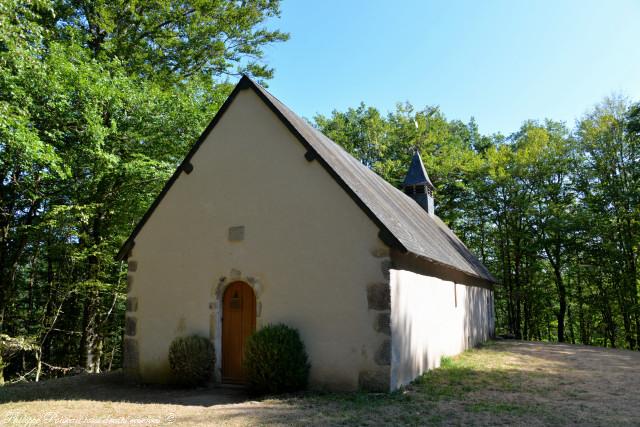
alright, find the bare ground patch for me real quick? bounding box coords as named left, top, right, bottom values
left=1, top=341, right=639, bottom=426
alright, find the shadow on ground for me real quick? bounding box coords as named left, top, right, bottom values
left=0, top=371, right=249, bottom=407
left=1, top=341, right=639, bottom=426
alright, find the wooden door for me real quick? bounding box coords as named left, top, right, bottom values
left=222, top=281, right=256, bottom=383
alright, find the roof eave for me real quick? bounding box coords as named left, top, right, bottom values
left=395, top=249, right=497, bottom=287
left=415, top=252, right=497, bottom=285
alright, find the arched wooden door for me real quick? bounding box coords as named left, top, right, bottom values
left=222, top=281, right=256, bottom=383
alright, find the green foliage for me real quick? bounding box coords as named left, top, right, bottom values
left=0, top=0, right=287, bottom=382
left=0, top=334, right=38, bottom=385
left=244, top=324, right=311, bottom=395
left=47, top=0, right=289, bottom=84
left=168, top=335, right=215, bottom=386
left=0, top=334, right=38, bottom=357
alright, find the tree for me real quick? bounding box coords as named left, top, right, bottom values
left=47, top=0, right=289, bottom=84
left=514, top=120, right=576, bottom=342
left=576, top=97, right=640, bottom=349
left=0, top=0, right=287, bottom=380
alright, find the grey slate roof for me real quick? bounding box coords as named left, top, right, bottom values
left=250, top=79, right=495, bottom=283
left=116, top=76, right=495, bottom=283
left=403, top=152, right=434, bottom=188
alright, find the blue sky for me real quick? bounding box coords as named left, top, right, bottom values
left=260, top=0, right=640, bottom=136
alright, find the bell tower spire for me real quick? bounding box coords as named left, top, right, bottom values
left=402, top=151, right=434, bottom=214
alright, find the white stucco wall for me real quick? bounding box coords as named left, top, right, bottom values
left=125, top=87, right=390, bottom=391
left=389, top=269, right=494, bottom=390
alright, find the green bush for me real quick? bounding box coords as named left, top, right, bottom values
left=168, top=335, right=215, bottom=386
left=244, top=324, right=310, bottom=394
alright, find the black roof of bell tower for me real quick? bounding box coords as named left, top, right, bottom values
left=402, top=151, right=434, bottom=189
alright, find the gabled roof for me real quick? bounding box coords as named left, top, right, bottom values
left=403, top=151, right=434, bottom=188
left=116, top=76, right=496, bottom=284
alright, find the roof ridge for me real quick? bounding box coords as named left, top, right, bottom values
left=116, top=75, right=495, bottom=284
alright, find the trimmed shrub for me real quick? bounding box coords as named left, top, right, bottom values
left=168, top=335, right=215, bottom=386
left=244, top=324, right=310, bottom=395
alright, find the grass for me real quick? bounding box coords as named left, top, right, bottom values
left=2, top=340, right=640, bottom=426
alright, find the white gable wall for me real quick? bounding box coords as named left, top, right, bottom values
left=125, top=88, right=391, bottom=390
left=389, top=268, right=494, bottom=389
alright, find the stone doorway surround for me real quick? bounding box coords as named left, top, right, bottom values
left=211, top=269, right=263, bottom=383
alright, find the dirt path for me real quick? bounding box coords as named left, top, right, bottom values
left=486, top=341, right=640, bottom=425
left=1, top=341, right=639, bottom=426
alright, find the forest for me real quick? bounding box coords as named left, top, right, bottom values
left=0, top=0, right=638, bottom=384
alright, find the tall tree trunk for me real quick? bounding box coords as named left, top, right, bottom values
left=576, top=275, right=589, bottom=345
left=544, top=242, right=566, bottom=343
left=514, top=243, right=523, bottom=340
left=567, top=305, right=576, bottom=344
left=556, top=269, right=566, bottom=342
left=79, top=291, right=100, bottom=372
left=598, top=280, right=617, bottom=348
left=35, top=350, right=42, bottom=382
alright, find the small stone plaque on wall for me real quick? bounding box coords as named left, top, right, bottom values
left=228, top=226, right=245, bottom=242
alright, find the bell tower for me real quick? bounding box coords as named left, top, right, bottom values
left=402, top=151, right=434, bottom=214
